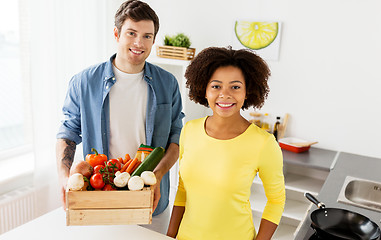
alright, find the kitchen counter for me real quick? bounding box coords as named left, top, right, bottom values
left=282, top=147, right=338, bottom=171
left=0, top=208, right=173, bottom=240
left=294, top=152, right=381, bottom=239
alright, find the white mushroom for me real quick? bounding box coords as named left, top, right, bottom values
left=67, top=173, right=85, bottom=191
left=113, top=172, right=130, bottom=188
left=140, top=171, right=157, bottom=185
left=128, top=176, right=144, bottom=191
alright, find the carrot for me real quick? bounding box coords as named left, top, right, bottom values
left=130, top=160, right=141, bottom=174
left=117, top=157, right=124, bottom=164
left=126, top=158, right=139, bottom=174
left=121, top=158, right=133, bottom=172
left=123, top=154, right=131, bottom=164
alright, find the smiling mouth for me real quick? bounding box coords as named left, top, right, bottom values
left=130, top=49, right=144, bottom=55
left=217, top=103, right=235, bottom=108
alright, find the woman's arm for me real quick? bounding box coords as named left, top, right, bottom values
left=255, top=218, right=278, bottom=240
left=166, top=205, right=185, bottom=238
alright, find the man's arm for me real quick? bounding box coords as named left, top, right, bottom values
left=56, top=138, right=76, bottom=209
left=152, top=142, right=179, bottom=211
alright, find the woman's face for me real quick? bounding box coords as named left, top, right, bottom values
left=205, top=66, right=246, bottom=119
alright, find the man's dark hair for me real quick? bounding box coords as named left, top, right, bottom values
left=115, top=0, right=159, bottom=38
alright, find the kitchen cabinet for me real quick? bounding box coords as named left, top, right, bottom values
left=294, top=152, right=381, bottom=240
left=250, top=148, right=337, bottom=239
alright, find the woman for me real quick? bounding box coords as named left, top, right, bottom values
left=167, top=46, right=285, bottom=240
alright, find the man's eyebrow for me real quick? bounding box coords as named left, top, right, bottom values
left=126, top=28, right=154, bottom=35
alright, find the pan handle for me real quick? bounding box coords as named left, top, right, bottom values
left=305, top=192, right=326, bottom=209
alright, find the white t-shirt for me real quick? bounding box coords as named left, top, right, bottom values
left=108, top=65, right=147, bottom=159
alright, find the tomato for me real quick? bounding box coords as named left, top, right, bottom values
left=117, top=157, right=124, bottom=164
left=86, top=148, right=107, bottom=168
left=102, top=184, right=116, bottom=191
left=93, top=165, right=104, bottom=174
left=107, top=159, right=121, bottom=173
left=90, top=173, right=105, bottom=189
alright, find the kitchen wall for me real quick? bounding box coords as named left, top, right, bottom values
left=144, top=0, right=381, bottom=159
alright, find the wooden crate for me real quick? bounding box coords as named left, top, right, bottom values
left=156, top=45, right=196, bottom=60
left=66, top=186, right=154, bottom=226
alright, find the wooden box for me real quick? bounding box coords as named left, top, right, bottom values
left=66, top=186, right=154, bottom=226
left=156, top=45, right=196, bottom=60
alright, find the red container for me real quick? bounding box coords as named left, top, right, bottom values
left=278, top=137, right=311, bottom=153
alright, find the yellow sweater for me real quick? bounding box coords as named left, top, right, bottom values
left=174, top=117, right=285, bottom=240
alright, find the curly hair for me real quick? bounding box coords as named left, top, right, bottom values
left=114, top=0, right=159, bottom=38
left=185, top=46, right=271, bottom=110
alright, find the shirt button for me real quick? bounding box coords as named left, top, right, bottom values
left=112, top=77, right=115, bottom=80
left=106, top=85, right=109, bottom=89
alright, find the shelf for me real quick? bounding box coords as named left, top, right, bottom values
left=253, top=173, right=324, bottom=196
left=284, top=173, right=324, bottom=196
left=252, top=213, right=297, bottom=240
left=147, top=55, right=190, bottom=67
left=250, top=184, right=309, bottom=225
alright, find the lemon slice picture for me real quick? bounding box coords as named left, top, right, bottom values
left=235, top=21, right=279, bottom=50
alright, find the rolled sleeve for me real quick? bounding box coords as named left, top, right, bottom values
left=56, top=77, right=82, bottom=145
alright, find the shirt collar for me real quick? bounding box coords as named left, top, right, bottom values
left=104, top=53, right=153, bottom=83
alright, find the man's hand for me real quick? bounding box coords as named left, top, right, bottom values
left=59, top=175, right=69, bottom=210
left=152, top=143, right=179, bottom=212
left=152, top=176, right=162, bottom=212
left=56, top=139, right=76, bottom=210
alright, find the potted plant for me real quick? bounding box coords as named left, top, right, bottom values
left=156, top=33, right=196, bottom=60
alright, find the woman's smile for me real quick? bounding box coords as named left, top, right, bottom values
left=205, top=65, right=246, bottom=119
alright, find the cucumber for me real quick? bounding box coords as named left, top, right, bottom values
left=131, top=147, right=165, bottom=177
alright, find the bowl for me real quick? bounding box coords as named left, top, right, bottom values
left=278, top=137, right=311, bottom=153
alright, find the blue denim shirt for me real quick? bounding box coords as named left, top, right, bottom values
left=57, top=54, right=184, bottom=215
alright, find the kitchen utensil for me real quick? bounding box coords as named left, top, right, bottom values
left=278, top=113, right=289, bottom=139
left=291, top=141, right=318, bottom=147
left=305, top=192, right=381, bottom=240
left=278, top=137, right=312, bottom=153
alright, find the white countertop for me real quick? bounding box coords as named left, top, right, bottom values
left=0, top=208, right=173, bottom=240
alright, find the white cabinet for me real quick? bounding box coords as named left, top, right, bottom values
left=251, top=163, right=329, bottom=239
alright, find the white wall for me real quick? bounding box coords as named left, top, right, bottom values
left=146, top=0, right=381, bottom=158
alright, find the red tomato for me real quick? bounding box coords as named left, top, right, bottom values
left=90, top=173, right=105, bottom=189
left=107, top=159, right=121, bottom=173
left=93, top=165, right=104, bottom=174
left=117, top=157, right=124, bottom=164
left=102, top=184, right=116, bottom=191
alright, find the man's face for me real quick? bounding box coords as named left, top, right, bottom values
left=114, top=18, right=155, bottom=70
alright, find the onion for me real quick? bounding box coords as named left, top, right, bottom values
left=70, top=161, right=93, bottom=179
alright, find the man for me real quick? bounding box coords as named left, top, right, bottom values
left=56, top=0, right=184, bottom=216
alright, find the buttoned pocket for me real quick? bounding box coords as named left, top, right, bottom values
left=154, top=103, right=172, bottom=137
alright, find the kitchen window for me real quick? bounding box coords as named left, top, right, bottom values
left=0, top=0, right=32, bottom=161
left=0, top=1, right=34, bottom=195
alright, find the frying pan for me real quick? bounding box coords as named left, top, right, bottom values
left=305, top=192, right=381, bottom=240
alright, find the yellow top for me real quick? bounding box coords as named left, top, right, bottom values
left=174, top=117, right=285, bottom=240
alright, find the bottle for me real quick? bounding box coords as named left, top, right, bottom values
left=250, top=112, right=262, bottom=127
left=261, top=113, right=271, bottom=133
left=273, top=116, right=281, bottom=141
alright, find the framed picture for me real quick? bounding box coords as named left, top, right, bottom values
left=232, top=21, right=282, bottom=61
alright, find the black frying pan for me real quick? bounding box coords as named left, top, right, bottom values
left=305, top=192, right=381, bottom=240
